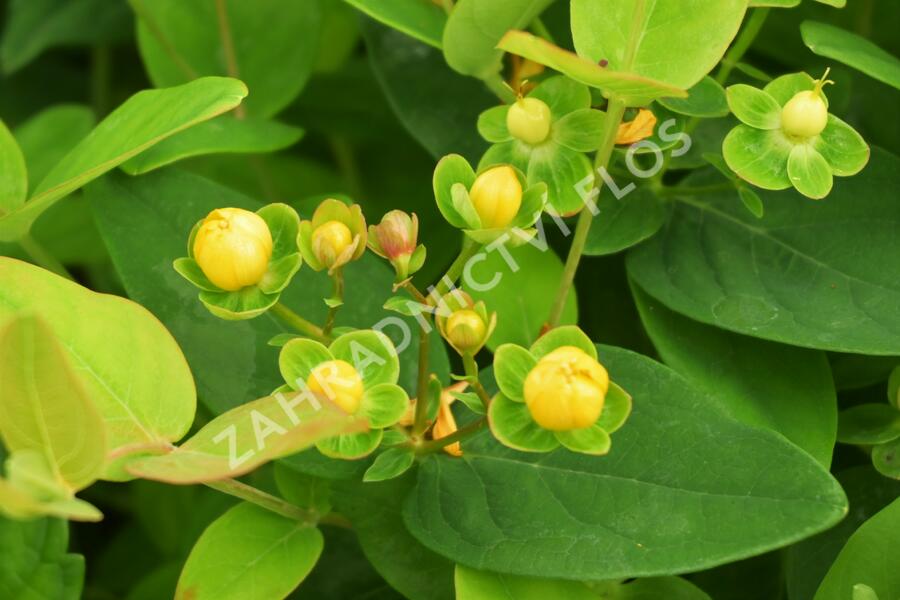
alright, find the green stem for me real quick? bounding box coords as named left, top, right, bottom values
left=271, top=302, right=330, bottom=343
left=90, top=45, right=111, bottom=117
left=715, top=8, right=770, bottom=85
left=415, top=418, right=486, bottom=454
left=205, top=479, right=317, bottom=523
left=19, top=235, right=74, bottom=281
left=463, top=354, right=491, bottom=406
left=435, top=237, right=482, bottom=298
left=322, top=269, right=344, bottom=335
left=412, top=324, right=432, bottom=437
left=546, top=97, right=627, bottom=328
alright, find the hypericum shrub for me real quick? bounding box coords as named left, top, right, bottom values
left=1, top=1, right=899, bottom=599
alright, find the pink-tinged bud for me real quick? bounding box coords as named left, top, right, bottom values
left=368, top=211, right=425, bottom=281
left=373, top=211, right=417, bottom=259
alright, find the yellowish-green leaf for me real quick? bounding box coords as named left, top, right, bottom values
left=175, top=502, right=322, bottom=600
left=0, top=76, right=247, bottom=242
left=126, top=392, right=366, bottom=484
left=0, top=314, right=107, bottom=492
left=0, top=257, right=197, bottom=478
left=498, top=31, right=685, bottom=106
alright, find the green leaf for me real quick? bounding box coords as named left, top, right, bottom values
left=837, top=404, right=900, bottom=445
left=570, top=0, right=747, bottom=91
left=738, top=185, right=764, bottom=218
left=12, top=104, right=94, bottom=190
left=344, top=0, right=446, bottom=49
left=726, top=84, right=783, bottom=129
left=814, top=499, right=900, bottom=600
left=442, top=0, right=554, bottom=78
left=87, top=168, right=449, bottom=415
left=0, top=0, right=129, bottom=74
left=552, top=108, right=607, bottom=152
left=493, top=344, right=537, bottom=401
left=627, top=149, right=900, bottom=355
left=722, top=125, right=792, bottom=190
left=786, top=466, right=900, bottom=600
left=331, top=475, right=455, bottom=600
left=658, top=76, right=730, bottom=118
left=0, top=314, right=107, bottom=492
left=584, top=186, right=666, bottom=256
left=126, top=392, right=363, bottom=484
left=363, top=20, right=491, bottom=162
left=465, top=243, right=577, bottom=350
left=454, top=564, right=597, bottom=600
left=132, top=0, right=320, bottom=117
left=0, top=516, right=84, bottom=599
left=363, top=447, right=415, bottom=482
left=497, top=31, right=686, bottom=106
left=0, top=76, right=247, bottom=242
left=0, top=258, right=196, bottom=478
left=788, top=144, right=833, bottom=200
left=405, top=345, right=847, bottom=580
left=0, top=120, right=27, bottom=213
left=801, top=21, right=900, bottom=91
left=633, top=285, right=836, bottom=467
left=176, top=502, right=322, bottom=600
left=616, top=577, right=712, bottom=599
left=814, top=115, right=870, bottom=177
left=121, top=116, right=303, bottom=175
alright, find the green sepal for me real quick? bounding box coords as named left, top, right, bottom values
left=258, top=202, right=301, bottom=258
left=297, top=220, right=323, bottom=271
left=268, top=333, right=301, bottom=347
left=814, top=114, right=870, bottom=176
left=738, top=186, right=765, bottom=219
left=787, top=144, right=833, bottom=199
left=596, top=382, right=632, bottom=434
left=317, top=429, right=383, bottom=460
left=434, top=154, right=476, bottom=229
left=722, top=125, right=792, bottom=190
left=512, top=182, right=547, bottom=228
left=552, top=108, right=607, bottom=152
left=554, top=424, right=611, bottom=455
left=279, top=338, right=333, bottom=389
left=657, top=76, right=729, bottom=118
left=488, top=393, right=559, bottom=453
left=451, top=391, right=486, bottom=415
left=837, top=404, right=900, bottom=445
left=329, top=329, right=400, bottom=388
left=359, top=383, right=409, bottom=428
left=764, top=72, right=816, bottom=106
left=529, top=75, right=592, bottom=118
left=726, top=84, right=783, bottom=130
left=529, top=325, right=597, bottom=360
left=363, top=447, right=416, bottom=482
left=889, top=365, right=900, bottom=410
left=259, top=253, right=302, bottom=294
left=526, top=148, right=591, bottom=215
left=493, top=343, right=537, bottom=402
left=199, top=287, right=279, bottom=321
left=477, top=105, right=512, bottom=143
left=173, top=257, right=220, bottom=292
left=451, top=183, right=483, bottom=229
left=383, top=295, right=425, bottom=317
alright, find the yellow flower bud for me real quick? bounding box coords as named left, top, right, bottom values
left=312, top=220, right=354, bottom=269
left=782, top=70, right=833, bottom=139
left=446, top=309, right=487, bottom=353
left=307, top=359, right=364, bottom=414
left=524, top=346, right=609, bottom=431
left=469, top=166, right=522, bottom=229
left=507, top=97, right=551, bottom=145
left=193, top=207, right=273, bottom=291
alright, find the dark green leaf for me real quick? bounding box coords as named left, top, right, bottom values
left=802, top=21, right=900, bottom=91
left=0, top=516, right=84, bottom=599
